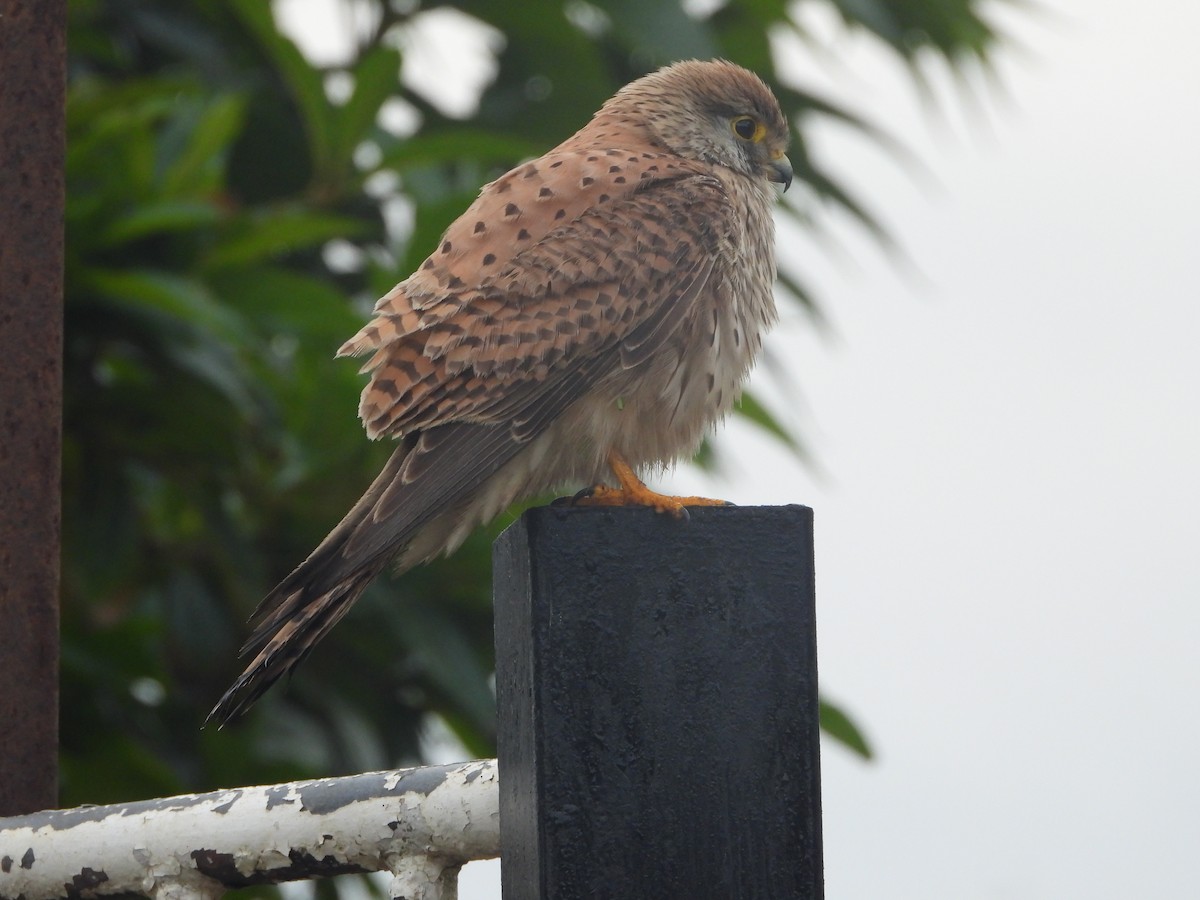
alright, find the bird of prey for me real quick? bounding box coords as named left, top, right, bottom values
left=208, top=59, right=792, bottom=725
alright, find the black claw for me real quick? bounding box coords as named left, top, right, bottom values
left=553, top=485, right=602, bottom=506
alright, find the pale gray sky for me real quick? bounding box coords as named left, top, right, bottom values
left=278, top=1, right=1200, bottom=896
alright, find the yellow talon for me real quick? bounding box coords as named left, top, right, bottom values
left=572, top=451, right=733, bottom=518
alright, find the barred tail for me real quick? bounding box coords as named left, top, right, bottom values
left=206, top=422, right=533, bottom=726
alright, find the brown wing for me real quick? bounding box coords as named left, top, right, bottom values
left=342, top=151, right=726, bottom=425
left=333, top=166, right=732, bottom=560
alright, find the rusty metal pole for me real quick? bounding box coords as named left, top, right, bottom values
left=0, top=0, right=66, bottom=814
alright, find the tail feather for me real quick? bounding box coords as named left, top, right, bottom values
left=207, top=421, right=534, bottom=727
left=205, top=570, right=379, bottom=727
left=205, top=444, right=415, bottom=728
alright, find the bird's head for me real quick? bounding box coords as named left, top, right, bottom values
left=605, top=59, right=793, bottom=192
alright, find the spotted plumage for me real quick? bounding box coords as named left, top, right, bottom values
left=208, top=59, right=792, bottom=725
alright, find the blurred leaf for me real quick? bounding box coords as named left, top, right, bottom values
left=209, top=265, right=360, bottom=338
left=332, top=44, right=403, bottom=166
left=603, top=0, right=719, bottom=60
left=820, top=698, right=874, bottom=759
left=390, top=595, right=497, bottom=748
left=60, top=733, right=184, bottom=805
left=736, top=391, right=807, bottom=462
left=777, top=269, right=830, bottom=332
left=377, top=129, right=542, bottom=171
left=836, top=0, right=905, bottom=44
left=98, top=201, right=222, bottom=246
left=159, top=336, right=262, bottom=419
left=80, top=268, right=251, bottom=343
left=204, top=209, right=368, bottom=269
left=160, top=93, right=248, bottom=197
left=231, top=0, right=335, bottom=176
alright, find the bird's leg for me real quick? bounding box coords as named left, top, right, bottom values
left=572, top=450, right=732, bottom=518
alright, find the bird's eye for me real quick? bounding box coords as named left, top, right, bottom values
left=731, top=115, right=762, bottom=141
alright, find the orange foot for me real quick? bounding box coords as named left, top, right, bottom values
left=570, top=450, right=733, bottom=518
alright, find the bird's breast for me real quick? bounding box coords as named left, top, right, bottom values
left=572, top=179, right=778, bottom=475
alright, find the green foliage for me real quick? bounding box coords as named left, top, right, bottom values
left=820, top=698, right=875, bottom=760
left=64, top=0, right=1001, bottom=802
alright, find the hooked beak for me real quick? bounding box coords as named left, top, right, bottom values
left=768, top=153, right=794, bottom=192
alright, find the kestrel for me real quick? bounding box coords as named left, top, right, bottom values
left=208, top=59, right=792, bottom=724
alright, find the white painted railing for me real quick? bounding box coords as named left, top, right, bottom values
left=0, top=759, right=498, bottom=900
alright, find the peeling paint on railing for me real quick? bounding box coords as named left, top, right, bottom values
left=0, top=759, right=498, bottom=900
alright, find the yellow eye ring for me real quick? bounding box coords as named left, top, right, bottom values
left=731, top=115, right=764, bottom=142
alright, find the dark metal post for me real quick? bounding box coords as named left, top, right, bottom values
left=0, top=0, right=66, bottom=814
left=494, top=505, right=822, bottom=899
